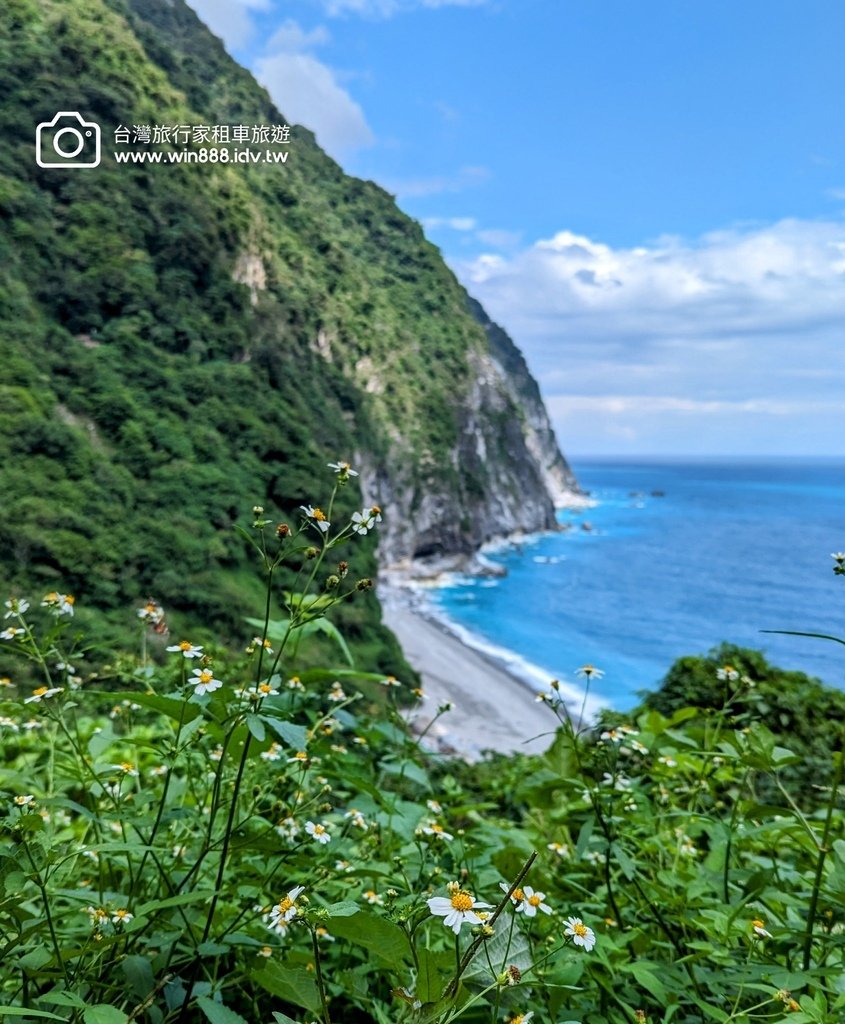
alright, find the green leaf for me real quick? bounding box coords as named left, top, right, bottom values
left=245, top=714, right=266, bottom=742
left=90, top=691, right=200, bottom=727
left=626, top=962, right=667, bottom=1003
left=82, top=1007, right=128, bottom=1024
left=324, top=901, right=359, bottom=918
left=135, top=890, right=214, bottom=917
left=196, top=997, right=249, bottom=1024
left=271, top=1015, right=297, bottom=1024
left=327, top=911, right=410, bottom=968
left=264, top=718, right=308, bottom=750
left=252, top=963, right=321, bottom=1013
left=415, top=949, right=453, bottom=1003
left=120, top=956, right=154, bottom=1000
left=0, top=1010, right=69, bottom=1021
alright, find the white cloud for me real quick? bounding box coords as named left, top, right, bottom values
left=254, top=51, right=374, bottom=156
left=422, top=216, right=477, bottom=231
left=454, top=218, right=845, bottom=454
left=186, top=0, right=271, bottom=49
left=267, top=20, right=331, bottom=51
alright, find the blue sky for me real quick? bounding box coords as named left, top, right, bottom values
left=187, top=0, right=845, bottom=456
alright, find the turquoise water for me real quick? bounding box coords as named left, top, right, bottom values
left=432, top=458, right=845, bottom=710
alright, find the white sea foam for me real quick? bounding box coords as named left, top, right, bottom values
left=422, top=602, right=607, bottom=721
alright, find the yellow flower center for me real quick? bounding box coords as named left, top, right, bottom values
left=312, top=508, right=326, bottom=521
left=120, top=762, right=134, bottom=773
left=179, top=641, right=192, bottom=651
left=198, top=670, right=213, bottom=683
left=512, top=887, right=525, bottom=901
left=114, top=910, right=129, bottom=919
left=450, top=891, right=474, bottom=912
left=278, top=896, right=294, bottom=913
left=294, top=751, right=307, bottom=760
left=528, top=894, right=542, bottom=907
left=66, top=596, right=75, bottom=605
left=752, top=918, right=765, bottom=929
left=573, top=922, right=588, bottom=937
left=370, top=505, right=381, bottom=516
left=258, top=683, right=272, bottom=694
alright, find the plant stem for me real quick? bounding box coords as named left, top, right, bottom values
left=312, top=927, right=332, bottom=1024
left=802, top=750, right=843, bottom=970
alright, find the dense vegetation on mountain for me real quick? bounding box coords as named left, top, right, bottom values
left=0, top=0, right=576, bottom=662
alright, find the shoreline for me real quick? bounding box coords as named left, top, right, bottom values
left=380, top=581, right=601, bottom=761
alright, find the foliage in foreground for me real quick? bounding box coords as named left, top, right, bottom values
left=1, top=485, right=844, bottom=1024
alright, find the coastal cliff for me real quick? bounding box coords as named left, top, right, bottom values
left=0, top=0, right=577, bottom=651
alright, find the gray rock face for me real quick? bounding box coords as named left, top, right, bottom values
left=363, top=298, right=581, bottom=573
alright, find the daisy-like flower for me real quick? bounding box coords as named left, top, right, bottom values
left=420, top=822, right=454, bottom=841
left=363, top=890, right=383, bottom=905
left=351, top=506, right=383, bottom=535
left=428, top=882, right=492, bottom=935
left=300, top=505, right=330, bottom=533
left=270, top=886, right=305, bottom=924
left=1, top=627, right=24, bottom=641
left=716, top=665, right=740, bottom=681
left=751, top=918, right=772, bottom=939
left=629, top=739, right=649, bottom=755
left=327, top=461, right=359, bottom=478
left=600, top=728, right=623, bottom=743
left=426, top=799, right=443, bottom=814
left=327, top=683, right=347, bottom=702
left=381, top=675, right=402, bottom=689
left=314, top=926, right=335, bottom=942
left=547, top=841, right=570, bottom=858
left=246, top=636, right=274, bottom=656
left=0, top=717, right=19, bottom=731
left=24, top=686, right=63, bottom=704
left=22, top=719, right=43, bottom=731
left=345, top=809, right=368, bottom=830
left=137, top=599, right=165, bottom=624
left=190, top=668, right=223, bottom=696
left=256, top=946, right=273, bottom=958
left=658, top=755, right=677, bottom=768
left=111, top=762, right=139, bottom=777
left=831, top=552, right=845, bottom=561
left=42, top=592, right=75, bottom=616
left=111, top=908, right=133, bottom=925
left=305, top=820, right=332, bottom=844
left=564, top=916, right=596, bottom=951
left=510, top=884, right=552, bottom=917
left=4, top=598, right=29, bottom=618
left=166, top=641, right=203, bottom=658
left=14, top=794, right=35, bottom=806
left=261, top=742, right=283, bottom=762
left=575, top=664, right=605, bottom=679
left=506, top=1013, right=534, bottom=1024
left=287, top=675, right=304, bottom=691
left=288, top=750, right=310, bottom=765
left=0, top=676, right=13, bottom=688
left=412, top=686, right=427, bottom=701
left=335, top=859, right=352, bottom=872
left=246, top=680, right=279, bottom=700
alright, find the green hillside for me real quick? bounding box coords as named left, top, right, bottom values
left=0, top=0, right=574, bottom=667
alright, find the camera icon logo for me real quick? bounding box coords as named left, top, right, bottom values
left=36, top=111, right=101, bottom=168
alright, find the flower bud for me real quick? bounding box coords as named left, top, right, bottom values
left=306, top=547, right=319, bottom=560
left=355, top=578, right=373, bottom=591
left=325, top=574, right=340, bottom=591
left=276, top=523, right=290, bottom=538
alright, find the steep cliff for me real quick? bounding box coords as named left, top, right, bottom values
left=0, top=0, right=577, bottom=650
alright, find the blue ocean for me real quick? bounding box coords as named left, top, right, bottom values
left=431, top=458, right=845, bottom=710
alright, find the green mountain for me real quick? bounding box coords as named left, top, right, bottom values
left=0, top=0, right=577, bottom=666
